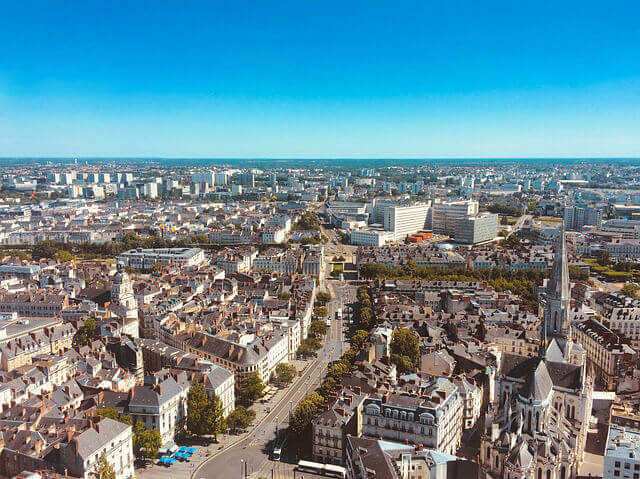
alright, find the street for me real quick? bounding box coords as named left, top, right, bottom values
left=191, top=273, right=353, bottom=479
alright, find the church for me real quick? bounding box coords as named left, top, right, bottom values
left=480, top=228, right=593, bottom=479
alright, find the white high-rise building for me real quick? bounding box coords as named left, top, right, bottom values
left=383, top=203, right=431, bottom=241
left=431, top=200, right=479, bottom=237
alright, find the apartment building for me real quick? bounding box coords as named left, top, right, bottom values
left=312, top=387, right=367, bottom=465
left=203, top=365, right=235, bottom=418
left=564, top=204, right=603, bottom=231
left=185, top=331, right=289, bottom=384
left=572, top=318, right=636, bottom=391
left=63, top=417, right=134, bottom=479
left=127, top=376, right=189, bottom=445
left=361, top=378, right=463, bottom=456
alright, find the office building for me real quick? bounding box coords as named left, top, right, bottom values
left=454, top=213, right=498, bottom=244
left=383, top=203, right=431, bottom=241
left=432, top=200, right=479, bottom=237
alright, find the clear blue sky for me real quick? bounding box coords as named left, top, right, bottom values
left=1, top=1, right=639, bottom=158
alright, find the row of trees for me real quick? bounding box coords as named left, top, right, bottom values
left=359, top=262, right=545, bottom=307
left=289, top=285, right=376, bottom=436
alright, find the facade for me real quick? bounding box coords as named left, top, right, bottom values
left=127, top=376, right=189, bottom=445
left=350, top=229, right=392, bottom=247
left=203, top=365, right=235, bottom=418
left=312, top=388, right=366, bottom=465
left=572, top=318, right=636, bottom=391
left=431, top=200, right=479, bottom=237
left=564, top=205, right=602, bottom=231
left=604, top=425, right=640, bottom=479
left=63, top=417, right=134, bottom=479
left=383, top=203, right=431, bottom=241
left=117, top=247, right=205, bottom=271
left=454, top=213, right=498, bottom=244
left=361, top=378, right=463, bottom=456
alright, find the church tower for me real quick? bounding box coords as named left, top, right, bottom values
left=111, top=263, right=138, bottom=320
left=544, top=225, right=571, bottom=338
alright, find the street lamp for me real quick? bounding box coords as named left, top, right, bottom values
left=240, top=459, right=244, bottom=479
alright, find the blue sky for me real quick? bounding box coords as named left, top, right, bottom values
left=0, top=1, right=639, bottom=158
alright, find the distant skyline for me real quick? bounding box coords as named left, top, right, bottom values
left=1, top=1, right=639, bottom=158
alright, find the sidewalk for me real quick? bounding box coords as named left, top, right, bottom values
left=136, top=359, right=312, bottom=479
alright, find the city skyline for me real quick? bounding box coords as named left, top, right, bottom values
left=1, top=1, right=639, bottom=158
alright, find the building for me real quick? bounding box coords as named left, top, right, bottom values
left=127, top=376, right=189, bottom=445
left=117, top=248, right=205, bottom=271
left=312, top=387, right=367, bottom=465
left=454, top=213, right=498, bottom=244
left=62, top=417, right=134, bottom=479
left=572, top=318, right=636, bottom=391
left=185, top=331, right=289, bottom=384
left=383, top=203, right=431, bottom=241
left=203, top=365, right=235, bottom=418
left=431, top=200, right=479, bottom=237
left=564, top=205, right=603, bottom=231
left=110, top=265, right=138, bottom=321
left=361, top=378, right=463, bottom=456
left=345, top=435, right=478, bottom=479
left=240, top=172, right=255, bottom=187
left=604, top=424, right=640, bottom=479
left=350, top=229, right=393, bottom=247
left=480, top=229, right=594, bottom=479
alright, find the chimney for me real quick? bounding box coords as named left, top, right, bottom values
left=129, top=388, right=136, bottom=400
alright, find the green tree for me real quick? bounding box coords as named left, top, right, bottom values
left=290, top=392, right=325, bottom=436
left=133, top=421, right=162, bottom=462
left=274, top=363, right=297, bottom=388
left=75, top=318, right=98, bottom=346
left=278, top=291, right=291, bottom=301
left=391, top=353, right=415, bottom=374
left=569, top=265, right=589, bottom=281
left=313, top=306, right=328, bottom=318
left=309, top=320, right=328, bottom=338
left=351, top=330, right=369, bottom=350
left=319, top=376, right=337, bottom=397
left=595, top=250, right=611, bottom=266
left=390, top=329, right=420, bottom=373
left=96, top=452, right=116, bottom=479
left=622, top=284, right=640, bottom=299
left=239, top=373, right=265, bottom=406
left=227, top=406, right=256, bottom=433
left=186, top=381, right=210, bottom=436
left=315, top=291, right=332, bottom=305
left=97, top=408, right=132, bottom=425
left=207, top=393, right=227, bottom=441
left=151, top=262, right=165, bottom=274
left=55, top=250, right=74, bottom=262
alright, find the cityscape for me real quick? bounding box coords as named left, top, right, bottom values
left=1, top=2, right=640, bottom=479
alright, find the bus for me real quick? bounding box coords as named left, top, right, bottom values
left=296, top=460, right=346, bottom=478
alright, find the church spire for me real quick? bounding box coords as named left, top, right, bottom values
left=543, top=224, right=572, bottom=339
left=547, top=222, right=570, bottom=301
